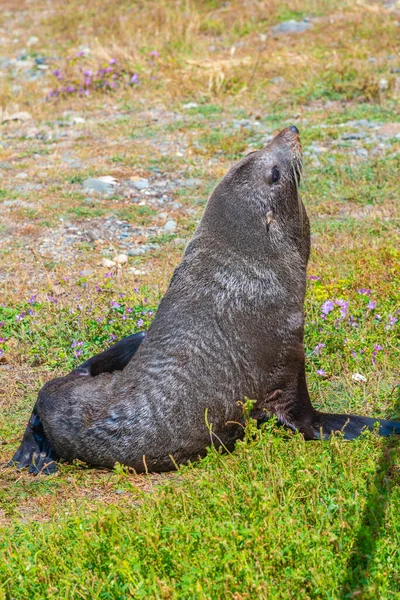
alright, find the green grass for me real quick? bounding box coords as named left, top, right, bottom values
left=0, top=425, right=399, bottom=599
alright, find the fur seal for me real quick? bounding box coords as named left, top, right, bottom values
left=11, top=126, right=400, bottom=475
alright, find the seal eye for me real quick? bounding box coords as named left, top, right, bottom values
left=271, top=166, right=280, bottom=184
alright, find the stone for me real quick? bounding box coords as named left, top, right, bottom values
left=184, top=178, right=202, bottom=188
left=1, top=110, right=32, bottom=123
left=352, top=373, right=367, bottom=383
left=100, top=258, right=116, bottom=268
left=131, top=178, right=149, bottom=190
left=342, top=132, right=366, bottom=140
left=114, top=253, right=128, bottom=265
left=379, top=78, right=389, bottom=91
left=355, top=148, right=369, bottom=158
left=27, top=36, right=39, bottom=46
left=163, top=219, right=177, bottom=232
left=83, top=177, right=118, bottom=194
left=271, top=19, right=312, bottom=35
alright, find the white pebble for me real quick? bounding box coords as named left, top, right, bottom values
left=352, top=373, right=367, bottom=383
left=114, top=254, right=128, bottom=265
left=100, top=258, right=116, bottom=268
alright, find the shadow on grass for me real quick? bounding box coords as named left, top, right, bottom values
left=340, top=388, right=400, bottom=598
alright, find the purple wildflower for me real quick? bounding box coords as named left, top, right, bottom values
left=83, top=69, right=92, bottom=77
left=357, top=288, right=371, bottom=296
left=74, top=349, right=83, bottom=358
left=374, top=314, right=382, bottom=321
left=76, top=51, right=85, bottom=57
left=0, top=337, right=7, bottom=343
left=336, top=299, right=349, bottom=319
left=387, top=315, right=398, bottom=328
left=316, top=369, right=327, bottom=377
left=111, top=301, right=121, bottom=309
left=0, top=350, right=3, bottom=358
left=65, top=85, right=75, bottom=93
left=71, top=340, right=84, bottom=349
left=150, top=50, right=160, bottom=57
left=28, top=294, right=37, bottom=305
left=136, top=319, right=144, bottom=327
left=109, top=334, right=117, bottom=342
left=53, top=68, right=62, bottom=79
left=313, top=343, right=326, bottom=355
left=109, top=58, right=117, bottom=64
left=371, top=344, right=383, bottom=364
left=130, top=73, right=139, bottom=84
left=308, top=275, right=320, bottom=281
left=366, top=300, right=376, bottom=310
left=321, top=300, right=335, bottom=318
left=15, top=313, right=25, bottom=322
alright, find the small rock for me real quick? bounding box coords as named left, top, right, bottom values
left=184, top=178, right=202, bottom=188
left=114, top=253, right=128, bottom=265
left=1, top=110, right=32, bottom=123
left=72, top=117, right=85, bottom=124
left=27, top=36, right=39, bottom=46
left=270, top=76, right=285, bottom=85
left=100, top=258, right=116, bottom=268
left=379, top=78, right=389, bottom=91
left=163, top=219, right=177, bottom=232
left=355, top=148, right=369, bottom=159
left=83, top=176, right=118, bottom=194
left=342, top=132, right=366, bottom=140
left=182, top=102, right=198, bottom=109
left=271, top=19, right=312, bottom=35
left=15, top=172, right=28, bottom=179
left=131, top=178, right=149, bottom=190
left=352, top=373, right=367, bottom=383
left=129, top=268, right=146, bottom=275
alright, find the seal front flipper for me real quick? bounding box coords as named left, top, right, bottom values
left=10, top=331, right=147, bottom=474
left=312, top=411, right=400, bottom=440
left=75, top=331, right=147, bottom=376
left=9, top=405, right=58, bottom=475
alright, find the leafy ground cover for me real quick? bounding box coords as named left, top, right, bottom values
left=0, top=0, right=399, bottom=598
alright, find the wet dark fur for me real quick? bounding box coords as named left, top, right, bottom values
left=11, top=127, right=400, bottom=474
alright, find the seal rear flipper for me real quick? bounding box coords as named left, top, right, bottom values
left=9, top=406, right=58, bottom=475
left=75, top=330, right=147, bottom=376
left=312, top=411, right=400, bottom=440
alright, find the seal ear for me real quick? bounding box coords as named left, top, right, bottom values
left=266, top=210, right=274, bottom=231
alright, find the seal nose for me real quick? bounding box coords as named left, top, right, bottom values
left=289, top=125, right=299, bottom=134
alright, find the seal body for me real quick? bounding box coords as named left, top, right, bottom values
left=11, top=127, right=400, bottom=474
